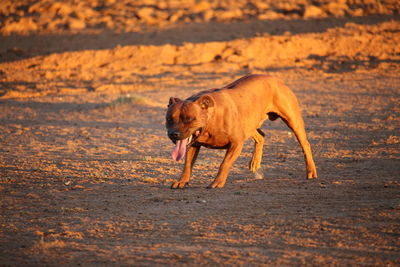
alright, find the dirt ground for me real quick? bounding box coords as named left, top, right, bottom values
left=1, top=0, right=400, bottom=265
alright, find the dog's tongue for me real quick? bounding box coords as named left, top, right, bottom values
left=172, top=137, right=189, bottom=161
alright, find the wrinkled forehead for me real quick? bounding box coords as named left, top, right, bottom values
left=167, top=101, right=199, bottom=118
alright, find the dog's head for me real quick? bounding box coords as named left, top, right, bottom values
left=166, top=94, right=214, bottom=161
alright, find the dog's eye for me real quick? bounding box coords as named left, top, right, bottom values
left=166, top=117, right=173, bottom=124
left=183, top=117, right=195, bottom=124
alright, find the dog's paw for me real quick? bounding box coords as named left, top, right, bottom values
left=249, top=160, right=261, bottom=173
left=249, top=155, right=262, bottom=173
left=307, top=170, right=318, bottom=179
left=207, top=180, right=226, bottom=189
left=171, top=181, right=189, bottom=189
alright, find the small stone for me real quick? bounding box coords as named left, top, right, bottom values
left=68, top=18, right=86, bottom=30
left=169, top=11, right=183, bottom=22
left=192, top=1, right=211, bottom=13
left=202, top=10, right=214, bottom=21
left=350, top=8, right=364, bottom=16
left=2, top=17, right=38, bottom=34
left=304, top=5, right=325, bottom=18
left=137, top=7, right=156, bottom=23
left=258, top=11, right=281, bottom=20
left=253, top=2, right=269, bottom=10
left=216, top=9, right=243, bottom=20
left=325, top=2, right=348, bottom=17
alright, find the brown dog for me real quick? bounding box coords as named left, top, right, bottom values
left=166, top=74, right=317, bottom=189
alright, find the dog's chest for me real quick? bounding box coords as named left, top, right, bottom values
left=195, top=130, right=230, bottom=149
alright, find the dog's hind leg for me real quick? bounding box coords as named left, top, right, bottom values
left=249, top=129, right=265, bottom=172
left=274, top=91, right=317, bottom=179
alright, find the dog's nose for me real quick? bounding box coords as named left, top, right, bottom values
left=168, top=131, right=180, bottom=140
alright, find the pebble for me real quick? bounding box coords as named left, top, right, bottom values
left=303, top=5, right=325, bottom=18
left=68, top=18, right=86, bottom=30
left=325, top=2, right=348, bottom=17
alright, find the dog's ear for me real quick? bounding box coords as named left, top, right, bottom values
left=168, top=97, right=181, bottom=107
left=197, top=95, right=215, bottom=110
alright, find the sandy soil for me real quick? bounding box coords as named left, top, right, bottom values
left=1, top=0, right=399, bottom=265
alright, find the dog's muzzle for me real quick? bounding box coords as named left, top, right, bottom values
left=168, top=130, right=180, bottom=143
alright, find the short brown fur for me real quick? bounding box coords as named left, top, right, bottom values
left=166, top=74, right=317, bottom=189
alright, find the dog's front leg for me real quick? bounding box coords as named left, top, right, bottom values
left=171, top=146, right=200, bottom=189
left=208, top=142, right=244, bottom=189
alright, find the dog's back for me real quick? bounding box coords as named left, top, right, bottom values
left=205, top=75, right=286, bottom=139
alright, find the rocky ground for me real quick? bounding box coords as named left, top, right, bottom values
left=0, top=0, right=399, bottom=265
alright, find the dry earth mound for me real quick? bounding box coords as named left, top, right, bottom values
left=1, top=0, right=399, bottom=35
